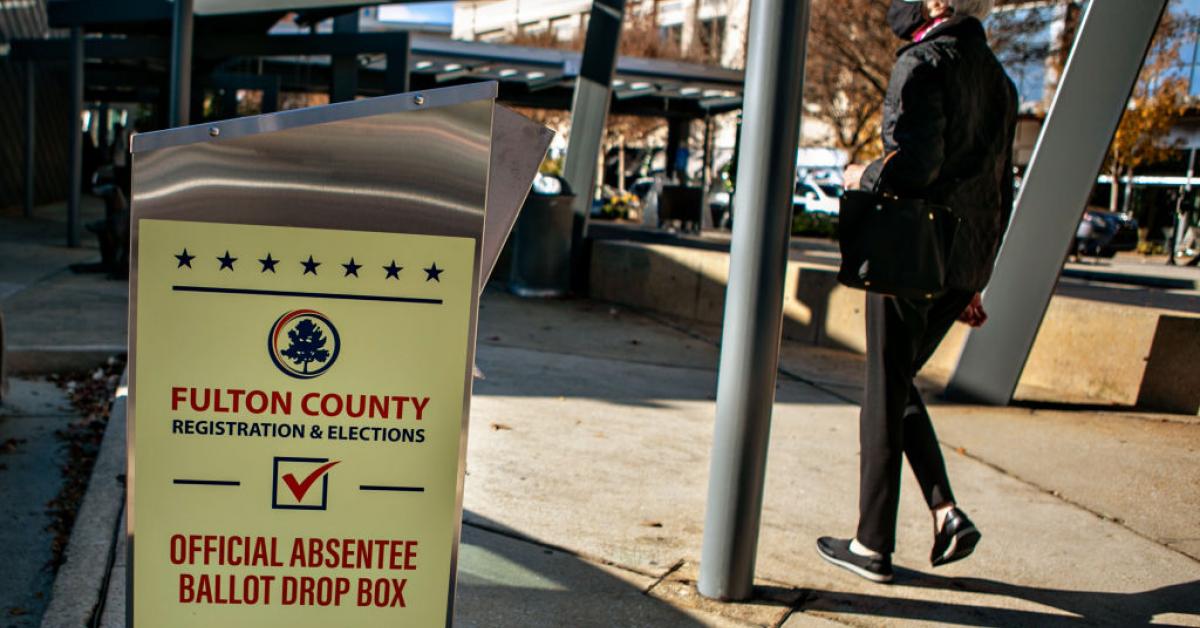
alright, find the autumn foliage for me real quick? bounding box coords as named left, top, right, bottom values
left=1104, top=8, right=1190, bottom=210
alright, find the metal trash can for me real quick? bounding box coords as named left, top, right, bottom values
left=508, top=174, right=575, bottom=297
left=659, top=184, right=703, bottom=234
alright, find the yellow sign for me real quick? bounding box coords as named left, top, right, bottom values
left=132, top=219, right=475, bottom=627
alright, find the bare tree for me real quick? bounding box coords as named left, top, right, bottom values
left=803, top=0, right=1075, bottom=162
left=803, top=0, right=894, bottom=162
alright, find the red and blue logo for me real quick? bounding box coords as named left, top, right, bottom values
left=268, top=309, right=341, bottom=379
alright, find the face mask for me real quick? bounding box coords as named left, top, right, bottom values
left=887, top=0, right=926, bottom=40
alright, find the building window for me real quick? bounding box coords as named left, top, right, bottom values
left=660, top=23, right=683, bottom=48
left=521, top=21, right=548, bottom=36
left=697, top=17, right=725, bottom=62
left=551, top=15, right=578, bottom=42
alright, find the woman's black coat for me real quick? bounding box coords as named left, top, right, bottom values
left=859, top=15, right=1020, bottom=292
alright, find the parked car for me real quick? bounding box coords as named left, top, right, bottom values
left=1074, top=208, right=1138, bottom=258
left=793, top=179, right=843, bottom=217
left=709, top=176, right=845, bottom=231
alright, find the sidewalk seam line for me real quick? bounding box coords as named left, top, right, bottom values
left=941, top=440, right=1200, bottom=566
left=769, top=587, right=817, bottom=628
left=641, top=558, right=686, bottom=595
left=609, top=300, right=859, bottom=404
left=1, top=265, right=80, bottom=303
left=478, top=341, right=720, bottom=375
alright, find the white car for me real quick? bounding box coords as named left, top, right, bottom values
left=793, top=179, right=843, bottom=216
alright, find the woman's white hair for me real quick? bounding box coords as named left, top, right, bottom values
left=949, top=0, right=995, bottom=20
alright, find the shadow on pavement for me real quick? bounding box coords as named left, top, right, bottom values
left=474, top=341, right=845, bottom=408
left=804, top=569, right=1200, bottom=626
left=455, top=512, right=711, bottom=627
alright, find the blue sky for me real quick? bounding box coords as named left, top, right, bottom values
left=377, top=1, right=455, bottom=25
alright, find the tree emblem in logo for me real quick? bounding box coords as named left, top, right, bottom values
left=268, top=310, right=341, bottom=379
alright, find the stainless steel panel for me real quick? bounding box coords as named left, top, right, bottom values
left=482, top=105, right=555, bottom=287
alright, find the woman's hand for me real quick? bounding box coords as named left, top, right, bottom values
left=843, top=164, right=867, bottom=191
left=958, top=292, right=988, bottom=328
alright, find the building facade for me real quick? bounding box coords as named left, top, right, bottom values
left=453, top=0, right=744, bottom=66
left=451, top=0, right=761, bottom=180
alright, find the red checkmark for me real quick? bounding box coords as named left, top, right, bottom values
left=281, top=461, right=340, bottom=502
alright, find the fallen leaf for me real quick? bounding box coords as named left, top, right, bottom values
left=956, top=447, right=967, bottom=455
left=640, top=520, right=664, bottom=528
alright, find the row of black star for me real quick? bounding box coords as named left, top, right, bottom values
left=174, top=249, right=444, bottom=282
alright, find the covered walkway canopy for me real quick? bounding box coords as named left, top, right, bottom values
left=10, top=3, right=743, bottom=121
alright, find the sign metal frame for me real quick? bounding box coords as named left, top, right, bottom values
left=126, top=81, right=551, bottom=627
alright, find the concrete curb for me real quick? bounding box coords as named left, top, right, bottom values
left=39, top=372, right=127, bottom=628
left=589, top=239, right=1200, bottom=406
left=1062, top=267, right=1198, bottom=290
left=98, top=510, right=127, bottom=628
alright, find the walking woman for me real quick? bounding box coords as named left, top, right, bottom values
left=817, top=0, right=1018, bottom=583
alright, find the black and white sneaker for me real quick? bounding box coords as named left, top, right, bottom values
left=816, top=537, right=894, bottom=583
left=931, top=508, right=981, bottom=567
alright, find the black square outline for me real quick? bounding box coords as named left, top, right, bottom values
left=272, top=456, right=332, bottom=511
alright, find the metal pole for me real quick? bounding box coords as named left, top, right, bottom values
left=946, top=0, right=1168, bottom=405
left=1186, top=148, right=1195, bottom=193
left=1170, top=147, right=1195, bottom=265
left=169, top=0, right=194, bottom=127
left=563, top=0, right=626, bottom=289
left=698, top=0, right=811, bottom=601
left=331, top=10, right=360, bottom=103
left=384, top=32, right=411, bottom=95
left=666, top=118, right=684, bottom=181
left=67, top=27, right=84, bottom=248
left=24, top=61, right=36, bottom=219
left=97, top=103, right=109, bottom=156
left=702, top=115, right=714, bottom=192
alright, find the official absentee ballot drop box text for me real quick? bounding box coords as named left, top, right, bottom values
left=126, top=83, right=552, bottom=627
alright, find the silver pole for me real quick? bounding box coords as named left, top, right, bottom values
left=947, top=0, right=1168, bottom=404
left=1186, top=148, right=1195, bottom=192
left=24, top=60, right=36, bottom=219
left=67, top=27, right=83, bottom=248
left=169, top=0, right=194, bottom=127
left=699, top=0, right=811, bottom=601
left=1173, top=147, right=1196, bottom=264
left=562, top=0, right=625, bottom=274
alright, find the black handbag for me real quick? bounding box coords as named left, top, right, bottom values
left=836, top=190, right=960, bottom=299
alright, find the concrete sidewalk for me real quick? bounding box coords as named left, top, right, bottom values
left=5, top=206, right=1197, bottom=626
left=0, top=379, right=81, bottom=627
left=70, top=291, right=1200, bottom=627
left=466, top=292, right=1200, bottom=626
left=1, top=200, right=127, bottom=377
